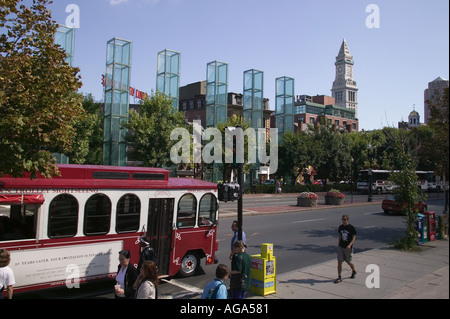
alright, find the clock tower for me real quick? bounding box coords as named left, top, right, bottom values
left=331, top=39, right=358, bottom=118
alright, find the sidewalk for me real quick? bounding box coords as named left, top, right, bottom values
left=219, top=193, right=449, bottom=299
left=248, top=239, right=449, bottom=299
left=218, top=192, right=384, bottom=218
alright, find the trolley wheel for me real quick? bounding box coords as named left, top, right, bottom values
left=178, top=253, right=199, bottom=277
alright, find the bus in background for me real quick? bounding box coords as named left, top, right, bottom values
left=357, top=169, right=442, bottom=194
left=0, top=165, right=219, bottom=294
left=356, top=169, right=394, bottom=194
left=416, top=171, right=443, bottom=192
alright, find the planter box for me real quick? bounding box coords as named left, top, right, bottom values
left=325, top=196, right=344, bottom=206
left=297, top=198, right=318, bottom=207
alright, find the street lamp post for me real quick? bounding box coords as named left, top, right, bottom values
left=367, top=144, right=374, bottom=202
left=351, top=157, right=354, bottom=203
left=227, top=126, right=244, bottom=241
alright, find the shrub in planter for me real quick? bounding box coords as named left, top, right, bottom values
left=297, top=192, right=319, bottom=207
left=325, top=189, right=345, bottom=205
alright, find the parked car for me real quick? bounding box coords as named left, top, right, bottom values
left=381, top=197, right=427, bottom=215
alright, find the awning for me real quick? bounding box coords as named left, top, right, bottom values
left=0, top=194, right=45, bottom=205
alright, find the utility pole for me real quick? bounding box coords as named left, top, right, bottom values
left=238, top=161, right=243, bottom=241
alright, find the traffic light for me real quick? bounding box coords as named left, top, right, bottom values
left=218, top=182, right=241, bottom=202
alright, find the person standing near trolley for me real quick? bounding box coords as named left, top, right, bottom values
left=334, top=214, right=357, bottom=283
left=0, top=249, right=15, bottom=299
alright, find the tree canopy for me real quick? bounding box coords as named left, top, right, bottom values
left=0, top=0, right=83, bottom=178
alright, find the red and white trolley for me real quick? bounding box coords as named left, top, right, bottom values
left=0, top=165, right=219, bottom=294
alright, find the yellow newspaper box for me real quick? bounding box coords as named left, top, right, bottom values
left=250, top=243, right=276, bottom=296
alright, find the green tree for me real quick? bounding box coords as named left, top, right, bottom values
left=278, top=131, right=323, bottom=184
left=387, top=130, right=424, bottom=250
left=63, top=94, right=103, bottom=165
left=124, top=92, right=186, bottom=167
left=207, top=115, right=253, bottom=182
left=310, top=121, right=350, bottom=183
left=0, top=0, right=83, bottom=178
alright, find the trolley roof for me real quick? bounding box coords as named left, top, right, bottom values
left=0, top=164, right=218, bottom=191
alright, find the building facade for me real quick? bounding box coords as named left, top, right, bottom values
left=179, top=81, right=272, bottom=128
left=424, top=76, right=449, bottom=123
left=290, top=94, right=358, bottom=132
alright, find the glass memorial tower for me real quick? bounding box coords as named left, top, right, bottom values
left=54, top=25, right=74, bottom=66
left=243, top=69, right=264, bottom=129
left=156, top=49, right=180, bottom=109
left=103, top=38, right=131, bottom=166
left=275, top=76, right=295, bottom=140
left=206, top=61, right=228, bottom=127
left=52, top=25, right=75, bottom=164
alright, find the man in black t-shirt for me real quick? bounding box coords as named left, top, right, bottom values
left=334, top=214, right=357, bottom=283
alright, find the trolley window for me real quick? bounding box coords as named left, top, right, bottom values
left=84, top=194, right=111, bottom=236
left=198, top=194, right=217, bottom=227
left=48, top=194, right=79, bottom=238
left=116, top=194, right=140, bottom=233
left=177, top=194, right=197, bottom=228
left=0, top=204, right=39, bottom=241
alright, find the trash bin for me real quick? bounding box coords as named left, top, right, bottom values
left=424, top=212, right=436, bottom=241
left=250, top=243, right=276, bottom=296
left=416, top=214, right=428, bottom=245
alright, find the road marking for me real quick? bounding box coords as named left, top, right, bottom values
left=160, top=278, right=203, bottom=299
left=293, top=218, right=327, bottom=224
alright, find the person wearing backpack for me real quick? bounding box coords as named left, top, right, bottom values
left=201, top=264, right=230, bottom=299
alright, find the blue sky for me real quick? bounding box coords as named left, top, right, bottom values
left=48, top=0, right=449, bottom=130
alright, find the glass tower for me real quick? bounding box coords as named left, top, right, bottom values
left=206, top=61, right=228, bottom=127
left=52, top=25, right=75, bottom=164
left=243, top=69, right=264, bottom=129
left=275, top=76, right=295, bottom=140
left=54, top=25, right=74, bottom=66
left=103, top=38, right=131, bottom=166
left=156, top=49, right=180, bottom=109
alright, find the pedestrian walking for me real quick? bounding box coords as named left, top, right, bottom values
left=201, top=264, right=230, bottom=300
left=230, top=240, right=251, bottom=299
left=230, top=220, right=246, bottom=260
left=0, top=249, right=15, bottom=299
left=115, top=249, right=138, bottom=299
left=276, top=180, right=282, bottom=194
left=334, top=214, right=357, bottom=283
left=135, top=261, right=159, bottom=299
